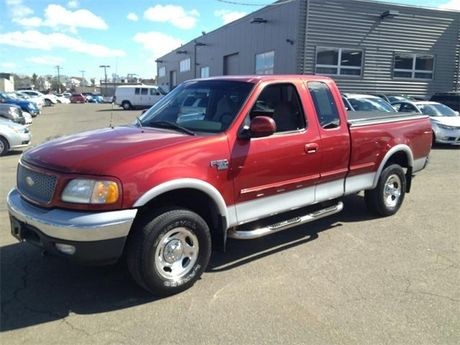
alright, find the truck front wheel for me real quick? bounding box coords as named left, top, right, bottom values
left=365, top=164, right=406, bottom=217
left=126, top=208, right=211, bottom=296
left=121, top=101, right=131, bottom=110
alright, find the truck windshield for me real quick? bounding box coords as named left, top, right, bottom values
left=139, top=80, right=254, bottom=133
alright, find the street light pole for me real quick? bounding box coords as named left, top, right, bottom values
left=56, top=65, right=62, bottom=93
left=99, top=65, right=110, bottom=96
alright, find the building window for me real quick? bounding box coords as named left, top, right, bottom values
left=315, top=47, right=363, bottom=77
left=393, top=53, right=434, bottom=79
left=200, top=66, right=210, bottom=78
left=180, top=58, right=191, bottom=72
left=255, top=51, right=274, bottom=75
left=158, top=66, right=166, bottom=77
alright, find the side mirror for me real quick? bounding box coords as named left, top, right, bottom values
left=239, top=116, right=276, bottom=139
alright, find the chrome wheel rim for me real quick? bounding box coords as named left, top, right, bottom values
left=154, top=227, right=199, bottom=280
left=383, top=174, right=402, bottom=208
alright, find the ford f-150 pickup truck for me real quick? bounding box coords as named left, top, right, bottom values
left=7, top=75, right=432, bottom=296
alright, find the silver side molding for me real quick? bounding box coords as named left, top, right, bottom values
left=228, top=201, right=343, bottom=240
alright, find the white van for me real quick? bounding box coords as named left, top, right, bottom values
left=114, top=85, right=166, bottom=110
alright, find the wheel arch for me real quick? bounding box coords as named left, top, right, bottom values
left=372, top=144, right=414, bottom=191
left=132, top=179, right=232, bottom=251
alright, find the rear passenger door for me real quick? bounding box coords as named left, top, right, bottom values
left=307, top=81, right=350, bottom=201
left=230, top=82, right=322, bottom=224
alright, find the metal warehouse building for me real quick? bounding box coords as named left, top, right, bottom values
left=156, top=0, right=460, bottom=97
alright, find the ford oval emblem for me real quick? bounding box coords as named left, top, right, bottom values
left=25, top=176, right=35, bottom=187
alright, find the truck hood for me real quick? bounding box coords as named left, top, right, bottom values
left=23, top=126, right=202, bottom=174
left=431, top=116, right=460, bottom=126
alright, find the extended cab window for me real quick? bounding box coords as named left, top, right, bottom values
left=308, top=82, right=340, bottom=129
left=141, top=88, right=148, bottom=95
left=251, top=83, right=306, bottom=132
left=135, top=88, right=140, bottom=95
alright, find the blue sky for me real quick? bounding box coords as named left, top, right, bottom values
left=0, top=0, right=458, bottom=82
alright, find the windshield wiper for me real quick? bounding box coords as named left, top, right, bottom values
left=148, top=121, right=196, bottom=136
left=135, top=116, right=143, bottom=128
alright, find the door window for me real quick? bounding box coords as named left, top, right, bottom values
left=251, top=83, right=306, bottom=133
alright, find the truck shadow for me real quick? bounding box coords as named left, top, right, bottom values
left=0, top=194, right=371, bottom=332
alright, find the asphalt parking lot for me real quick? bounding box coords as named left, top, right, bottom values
left=1, top=103, right=459, bottom=345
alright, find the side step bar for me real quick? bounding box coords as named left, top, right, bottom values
left=228, top=202, right=344, bottom=240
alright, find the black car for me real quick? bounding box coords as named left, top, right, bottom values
left=430, top=92, right=460, bottom=112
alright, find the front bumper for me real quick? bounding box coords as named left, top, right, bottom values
left=434, top=128, right=460, bottom=145
left=7, top=189, right=137, bottom=264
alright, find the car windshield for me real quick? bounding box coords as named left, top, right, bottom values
left=139, top=80, right=254, bottom=133
left=6, top=93, right=19, bottom=99
left=416, top=103, right=457, bottom=117
left=348, top=97, right=395, bottom=112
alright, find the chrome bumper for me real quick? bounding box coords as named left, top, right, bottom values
left=7, top=189, right=137, bottom=242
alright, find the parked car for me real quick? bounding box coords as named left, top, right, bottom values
left=342, top=94, right=396, bottom=112
left=0, top=117, right=31, bottom=156
left=70, top=94, right=86, bottom=103
left=19, top=90, right=58, bottom=107
left=15, top=91, right=44, bottom=110
left=391, top=100, right=460, bottom=145
left=0, top=92, right=40, bottom=117
left=88, top=94, right=103, bottom=103
left=6, top=75, right=432, bottom=296
left=54, top=94, right=71, bottom=104
left=0, top=102, right=27, bottom=125
left=430, top=92, right=460, bottom=113
left=371, top=93, right=426, bottom=103
left=114, top=85, right=166, bottom=110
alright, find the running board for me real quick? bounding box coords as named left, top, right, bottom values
left=228, top=202, right=344, bottom=240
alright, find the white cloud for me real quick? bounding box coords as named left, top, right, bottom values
left=214, top=10, right=247, bottom=24
left=1, top=62, right=17, bottom=69
left=7, top=2, right=108, bottom=31
left=144, top=5, right=199, bottom=29
left=67, top=0, right=79, bottom=9
left=133, top=31, right=183, bottom=74
left=27, top=55, right=64, bottom=65
left=0, top=30, right=126, bottom=58
left=438, top=0, right=460, bottom=10
left=44, top=5, right=108, bottom=30
left=127, top=13, right=139, bottom=21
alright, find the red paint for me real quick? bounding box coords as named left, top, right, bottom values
left=20, top=75, right=432, bottom=212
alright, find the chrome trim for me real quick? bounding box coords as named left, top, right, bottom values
left=349, top=114, right=429, bottom=127
left=7, top=189, right=137, bottom=242
left=228, top=202, right=343, bottom=240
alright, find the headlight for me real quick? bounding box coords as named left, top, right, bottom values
left=437, top=124, right=455, bottom=130
left=62, top=179, right=119, bottom=204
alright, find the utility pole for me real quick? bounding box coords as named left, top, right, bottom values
left=56, top=65, right=62, bottom=93
left=99, top=65, right=110, bottom=96
left=80, top=70, right=85, bottom=87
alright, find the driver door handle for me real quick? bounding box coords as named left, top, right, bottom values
left=305, top=143, right=319, bottom=154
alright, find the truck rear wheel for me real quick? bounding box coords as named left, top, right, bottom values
left=126, top=208, right=211, bottom=296
left=365, top=164, right=406, bottom=217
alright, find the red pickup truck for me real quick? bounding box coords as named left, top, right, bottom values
left=7, top=75, right=432, bottom=295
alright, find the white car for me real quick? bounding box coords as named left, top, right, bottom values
left=55, top=94, right=71, bottom=104
left=342, top=93, right=397, bottom=112
left=19, top=90, right=58, bottom=106
left=0, top=118, right=31, bottom=156
left=22, top=111, right=33, bottom=125
left=392, top=100, right=460, bottom=145
left=15, top=91, right=44, bottom=110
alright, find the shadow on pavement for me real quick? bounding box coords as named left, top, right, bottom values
left=1, top=194, right=371, bottom=331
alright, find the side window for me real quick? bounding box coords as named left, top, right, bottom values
left=251, top=83, right=306, bottom=133
left=150, top=88, right=159, bottom=95
left=135, top=88, right=140, bottom=95
left=141, top=88, right=148, bottom=95
left=308, top=82, right=340, bottom=129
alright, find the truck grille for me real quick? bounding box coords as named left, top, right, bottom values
left=17, top=164, right=57, bottom=204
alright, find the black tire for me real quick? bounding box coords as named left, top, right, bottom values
left=0, top=136, right=9, bottom=156
left=126, top=208, right=211, bottom=296
left=365, top=164, right=406, bottom=217
left=122, top=101, right=131, bottom=110
left=44, top=99, right=52, bottom=106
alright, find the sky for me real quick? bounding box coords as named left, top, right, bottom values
left=0, top=0, right=458, bottom=82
